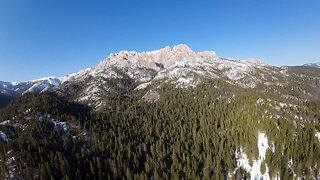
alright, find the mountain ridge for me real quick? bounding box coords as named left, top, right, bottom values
left=1, top=44, right=319, bottom=110
left=303, top=62, right=320, bottom=68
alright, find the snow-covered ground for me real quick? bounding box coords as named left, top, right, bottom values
left=0, top=131, right=8, bottom=142
left=235, top=132, right=270, bottom=180
left=6, top=151, right=21, bottom=179
left=36, top=112, right=69, bottom=133
left=0, top=111, right=69, bottom=135
left=53, top=121, right=68, bottom=132
left=316, top=132, right=320, bottom=143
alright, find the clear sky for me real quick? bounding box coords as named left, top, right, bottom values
left=0, top=0, right=319, bottom=82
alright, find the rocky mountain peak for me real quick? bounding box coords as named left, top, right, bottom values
left=171, top=44, right=194, bottom=55
left=98, top=44, right=218, bottom=71
left=243, top=58, right=267, bottom=66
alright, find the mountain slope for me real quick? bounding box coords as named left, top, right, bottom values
left=0, top=77, right=62, bottom=107
left=0, top=77, right=62, bottom=97
left=303, top=62, right=320, bottom=68
left=55, top=45, right=320, bottom=111
left=0, top=94, right=13, bottom=108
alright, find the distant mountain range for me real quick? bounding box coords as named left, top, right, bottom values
left=0, top=77, right=62, bottom=96
left=303, top=62, right=320, bottom=68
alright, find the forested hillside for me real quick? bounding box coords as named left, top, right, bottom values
left=0, top=79, right=319, bottom=179
left=0, top=94, right=13, bottom=109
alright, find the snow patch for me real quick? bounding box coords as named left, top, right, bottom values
left=36, top=112, right=69, bottom=133
left=0, top=120, right=23, bottom=129
left=135, top=82, right=152, bottom=90
left=0, top=131, right=8, bottom=142
left=315, top=132, right=320, bottom=143
left=256, top=98, right=264, bottom=105
left=176, top=77, right=198, bottom=88
left=6, top=151, right=21, bottom=179
left=53, top=121, right=68, bottom=132
left=235, top=132, right=270, bottom=180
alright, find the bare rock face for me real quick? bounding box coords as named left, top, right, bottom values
left=242, top=58, right=267, bottom=66
left=197, top=51, right=217, bottom=59
left=97, top=44, right=217, bottom=71
left=142, top=90, right=160, bottom=103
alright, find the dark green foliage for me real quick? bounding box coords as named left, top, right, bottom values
left=0, top=92, right=91, bottom=122
left=0, top=94, right=14, bottom=109
left=0, top=80, right=319, bottom=179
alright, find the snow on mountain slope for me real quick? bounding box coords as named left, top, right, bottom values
left=2, top=45, right=319, bottom=110
left=94, top=44, right=276, bottom=88
left=56, top=45, right=219, bottom=108
left=56, top=44, right=316, bottom=109
left=0, top=77, right=62, bottom=97
left=23, top=77, right=63, bottom=94
left=134, top=47, right=281, bottom=89
left=303, top=62, right=320, bottom=68
left=0, top=131, right=8, bottom=142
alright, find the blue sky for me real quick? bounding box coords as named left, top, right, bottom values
left=0, top=0, right=319, bottom=81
